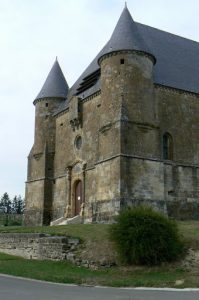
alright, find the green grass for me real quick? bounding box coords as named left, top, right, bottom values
left=0, top=221, right=199, bottom=287
left=0, top=252, right=187, bottom=287
left=0, top=221, right=199, bottom=253
left=178, top=221, right=199, bottom=249
left=0, top=224, right=110, bottom=243
left=0, top=214, right=23, bottom=226
left=1, top=220, right=198, bottom=247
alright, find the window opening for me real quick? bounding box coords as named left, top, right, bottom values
left=163, top=133, right=173, bottom=160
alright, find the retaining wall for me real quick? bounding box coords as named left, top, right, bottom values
left=0, top=233, right=79, bottom=261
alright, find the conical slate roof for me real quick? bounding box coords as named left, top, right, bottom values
left=35, top=59, right=69, bottom=101
left=99, top=6, right=154, bottom=62
left=68, top=6, right=155, bottom=101
left=55, top=6, right=199, bottom=115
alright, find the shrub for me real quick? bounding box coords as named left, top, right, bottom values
left=8, top=220, right=22, bottom=226
left=109, top=206, right=184, bottom=265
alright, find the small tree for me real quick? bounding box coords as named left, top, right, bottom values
left=0, top=192, right=12, bottom=214
left=109, top=206, right=184, bottom=265
left=12, top=195, right=24, bottom=214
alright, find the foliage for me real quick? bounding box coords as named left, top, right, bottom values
left=0, top=193, right=24, bottom=226
left=109, top=206, right=184, bottom=265
left=0, top=193, right=24, bottom=215
left=12, top=195, right=24, bottom=214
left=0, top=193, right=11, bottom=213
left=0, top=214, right=23, bottom=227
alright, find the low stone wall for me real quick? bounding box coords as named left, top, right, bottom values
left=0, top=233, right=79, bottom=261
left=0, top=233, right=116, bottom=268
left=1, top=233, right=197, bottom=270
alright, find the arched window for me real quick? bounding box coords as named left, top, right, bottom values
left=163, top=133, right=173, bottom=160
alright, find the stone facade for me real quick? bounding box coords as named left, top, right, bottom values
left=24, top=7, right=199, bottom=226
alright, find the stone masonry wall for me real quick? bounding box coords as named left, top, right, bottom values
left=0, top=233, right=116, bottom=268
left=157, top=87, right=199, bottom=165
left=0, top=233, right=79, bottom=261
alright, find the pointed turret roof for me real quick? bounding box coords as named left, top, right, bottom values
left=35, top=59, right=69, bottom=102
left=55, top=6, right=199, bottom=115
left=99, top=6, right=155, bottom=62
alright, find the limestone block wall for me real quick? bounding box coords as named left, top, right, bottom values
left=54, top=94, right=101, bottom=177
left=164, top=163, right=199, bottom=219
left=84, top=157, right=121, bottom=222
left=52, top=176, right=68, bottom=220
left=0, top=233, right=79, bottom=261
left=24, top=180, right=45, bottom=226
left=121, top=157, right=165, bottom=205
left=33, top=99, right=63, bottom=154
left=157, top=87, right=199, bottom=165
left=121, top=122, right=160, bottom=159
left=100, top=52, right=155, bottom=125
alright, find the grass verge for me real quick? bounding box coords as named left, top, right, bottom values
left=0, top=221, right=199, bottom=287
left=0, top=252, right=187, bottom=287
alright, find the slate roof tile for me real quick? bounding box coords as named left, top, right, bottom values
left=35, top=59, right=69, bottom=101
left=54, top=7, right=199, bottom=115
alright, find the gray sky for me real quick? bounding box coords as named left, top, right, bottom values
left=0, top=0, right=198, bottom=199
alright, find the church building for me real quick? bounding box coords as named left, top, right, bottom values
left=24, top=6, right=199, bottom=226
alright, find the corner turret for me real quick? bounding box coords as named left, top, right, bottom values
left=24, top=59, right=69, bottom=226
left=97, top=6, right=161, bottom=211
left=98, top=6, right=155, bottom=64
left=34, top=58, right=69, bottom=102
left=98, top=6, right=158, bottom=161
left=33, top=59, right=68, bottom=154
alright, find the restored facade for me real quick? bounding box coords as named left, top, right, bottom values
left=24, top=6, right=199, bottom=226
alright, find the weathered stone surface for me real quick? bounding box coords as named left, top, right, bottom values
left=0, top=233, right=115, bottom=268
left=0, top=233, right=79, bottom=261
left=25, top=46, right=199, bottom=225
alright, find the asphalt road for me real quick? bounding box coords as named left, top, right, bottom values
left=1, top=274, right=199, bottom=300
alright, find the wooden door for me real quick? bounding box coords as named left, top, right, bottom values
left=75, top=180, right=82, bottom=215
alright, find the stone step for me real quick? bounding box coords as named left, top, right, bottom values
left=50, top=215, right=82, bottom=226
left=60, top=215, right=82, bottom=225
left=50, top=217, right=66, bottom=226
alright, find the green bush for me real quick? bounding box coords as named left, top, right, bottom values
left=109, top=206, right=184, bottom=265
left=8, top=220, right=22, bottom=226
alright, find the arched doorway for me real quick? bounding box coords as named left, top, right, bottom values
left=74, top=180, right=83, bottom=216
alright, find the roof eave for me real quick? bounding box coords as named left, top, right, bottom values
left=98, top=49, right=156, bottom=65
left=33, top=96, right=66, bottom=106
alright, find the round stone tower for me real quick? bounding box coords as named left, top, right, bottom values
left=24, top=59, right=69, bottom=226
left=97, top=6, right=164, bottom=214
left=98, top=6, right=156, bottom=127
left=33, top=59, right=69, bottom=154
